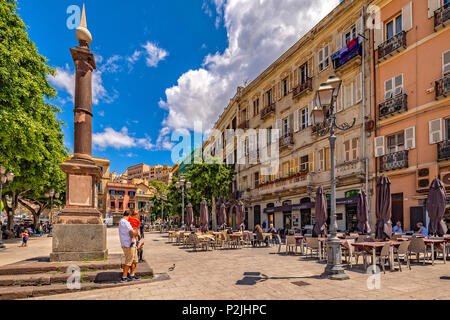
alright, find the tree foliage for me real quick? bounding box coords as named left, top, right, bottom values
left=0, top=0, right=68, bottom=228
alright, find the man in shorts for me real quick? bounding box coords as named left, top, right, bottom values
left=119, top=210, right=140, bottom=282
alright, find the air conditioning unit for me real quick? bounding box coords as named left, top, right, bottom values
left=441, top=170, right=450, bottom=188
left=416, top=167, right=431, bottom=192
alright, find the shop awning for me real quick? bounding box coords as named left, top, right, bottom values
left=263, top=196, right=359, bottom=213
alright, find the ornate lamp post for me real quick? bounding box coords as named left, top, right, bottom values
left=176, top=176, right=191, bottom=228
left=314, top=75, right=355, bottom=280
left=0, top=166, right=14, bottom=249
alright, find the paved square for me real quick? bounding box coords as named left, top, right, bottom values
left=1, top=230, right=449, bottom=300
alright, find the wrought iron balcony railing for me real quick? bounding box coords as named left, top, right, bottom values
left=378, top=31, right=407, bottom=61
left=378, top=94, right=407, bottom=119
left=238, top=120, right=249, bottom=130
left=438, top=140, right=450, bottom=161
left=434, top=4, right=450, bottom=30
left=292, top=77, right=313, bottom=99
left=379, top=150, right=409, bottom=171
left=311, top=122, right=327, bottom=135
left=435, top=74, right=450, bottom=99
left=332, top=37, right=362, bottom=70
left=260, top=102, right=276, bottom=119
left=279, top=132, right=294, bottom=148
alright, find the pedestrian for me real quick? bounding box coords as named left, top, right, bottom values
left=137, top=240, right=145, bottom=263
left=262, top=220, right=267, bottom=230
left=37, top=223, right=43, bottom=237
left=139, top=220, right=145, bottom=239
left=118, top=210, right=140, bottom=283
left=21, top=230, right=29, bottom=247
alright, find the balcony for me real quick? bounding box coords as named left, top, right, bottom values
left=378, top=31, right=407, bottom=61
left=111, top=194, right=124, bottom=200
left=438, top=140, right=450, bottom=161
left=279, top=132, right=294, bottom=149
left=434, top=4, right=450, bottom=31
left=379, top=150, right=409, bottom=172
left=435, top=74, right=450, bottom=99
left=292, top=78, right=313, bottom=99
left=258, top=171, right=310, bottom=196
left=311, top=122, right=327, bottom=135
left=332, top=37, right=362, bottom=70
left=238, top=120, right=249, bottom=130
left=378, top=94, right=407, bottom=119
left=260, top=102, right=276, bottom=120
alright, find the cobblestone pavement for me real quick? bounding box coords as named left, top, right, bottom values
left=2, top=229, right=449, bottom=300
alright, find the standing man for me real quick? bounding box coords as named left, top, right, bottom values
left=119, top=210, right=140, bottom=282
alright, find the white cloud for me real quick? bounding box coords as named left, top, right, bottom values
left=93, top=127, right=155, bottom=151
left=142, top=41, right=168, bottom=67
left=159, top=0, right=339, bottom=133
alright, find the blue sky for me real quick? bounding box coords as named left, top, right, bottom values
left=16, top=0, right=339, bottom=174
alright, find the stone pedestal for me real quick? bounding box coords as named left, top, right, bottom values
left=50, top=224, right=108, bottom=262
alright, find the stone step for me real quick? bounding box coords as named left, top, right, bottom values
left=0, top=273, right=170, bottom=300
left=0, top=254, right=123, bottom=275
left=0, top=267, right=154, bottom=287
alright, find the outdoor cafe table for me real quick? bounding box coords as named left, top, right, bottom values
left=397, top=238, right=447, bottom=266
left=352, top=241, right=401, bottom=271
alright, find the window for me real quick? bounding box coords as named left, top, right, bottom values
left=242, top=176, right=248, bottom=190
left=319, top=147, right=331, bottom=171
left=387, top=132, right=405, bottom=153
left=282, top=78, right=289, bottom=96
left=267, top=126, right=272, bottom=145
left=301, top=108, right=309, bottom=129
left=445, top=118, right=450, bottom=140
left=128, top=203, right=135, bottom=209
left=318, top=45, right=330, bottom=72
left=384, top=74, right=403, bottom=100
left=386, top=15, right=402, bottom=40
left=282, top=161, right=290, bottom=177
left=290, top=158, right=299, bottom=173
left=344, top=138, right=358, bottom=161
left=119, top=202, right=123, bottom=210
left=253, top=98, right=260, bottom=116
left=266, top=89, right=272, bottom=106
left=342, top=73, right=362, bottom=109
left=443, top=50, right=450, bottom=75
left=344, top=26, right=357, bottom=45
left=110, top=201, right=115, bottom=208
left=300, top=155, right=309, bottom=172
left=299, top=63, right=308, bottom=83
left=97, top=183, right=102, bottom=192
left=282, top=118, right=289, bottom=136
left=254, top=172, right=260, bottom=188
left=128, top=191, right=135, bottom=197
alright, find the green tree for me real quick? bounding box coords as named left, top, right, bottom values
left=0, top=0, right=68, bottom=229
left=148, top=180, right=168, bottom=194
left=185, top=156, right=235, bottom=230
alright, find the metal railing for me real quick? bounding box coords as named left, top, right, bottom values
left=279, top=132, right=294, bottom=148
left=435, top=74, right=450, bottom=99
left=292, top=77, right=313, bottom=98
left=379, top=150, right=409, bottom=171
left=378, top=31, right=407, bottom=60
left=378, top=94, right=408, bottom=119
left=438, top=140, right=450, bottom=161
left=332, top=38, right=362, bottom=70
left=434, top=4, right=450, bottom=30
left=260, top=102, right=276, bottom=119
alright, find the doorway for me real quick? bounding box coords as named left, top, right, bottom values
left=391, top=193, right=404, bottom=227
left=345, top=204, right=358, bottom=232
left=253, top=205, right=261, bottom=229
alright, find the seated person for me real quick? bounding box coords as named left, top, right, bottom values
left=267, top=224, right=277, bottom=234
left=417, top=222, right=429, bottom=238
left=393, top=221, right=403, bottom=234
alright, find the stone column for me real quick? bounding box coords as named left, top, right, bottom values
left=50, top=5, right=108, bottom=262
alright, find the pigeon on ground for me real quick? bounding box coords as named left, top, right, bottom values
left=168, top=264, right=175, bottom=272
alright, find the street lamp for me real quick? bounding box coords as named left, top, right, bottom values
left=176, top=176, right=191, bottom=229
left=46, top=188, right=59, bottom=236
left=315, top=75, right=355, bottom=281
left=0, top=166, right=14, bottom=249
left=157, top=193, right=167, bottom=233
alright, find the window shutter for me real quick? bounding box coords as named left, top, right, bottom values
left=335, top=33, right=342, bottom=51
left=404, top=126, right=416, bottom=150
left=351, top=82, right=357, bottom=107
left=308, top=152, right=315, bottom=172
left=294, top=109, right=300, bottom=132
left=443, top=51, right=450, bottom=75
left=429, top=118, right=443, bottom=144
left=374, top=136, right=385, bottom=157
left=394, top=74, right=404, bottom=96
left=352, top=138, right=358, bottom=160
left=402, top=2, right=413, bottom=31
left=277, top=119, right=282, bottom=135
left=308, top=56, right=314, bottom=77
left=293, top=68, right=298, bottom=87
left=356, top=73, right=362, bottom=103
left=308, top=101, right=313, bottom=126
left=384, top=78, right=393, bottom=100
left=428, top=0, right=440, bottom=19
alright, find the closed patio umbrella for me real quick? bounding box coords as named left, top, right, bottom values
left=357, top=189, right=371, bottom=234
left=200, top=200, right=209, bottom=233
left=186, top=203, right=193, bottom=231
left=375, top=175, right=392, bottom=240
left=237, top=200, right=245, bottom=231
left=219, top=203, right=227, bottom=229
left=313, top=187, right=327, bottom=237
left=426, top=178, right=448, bottom=237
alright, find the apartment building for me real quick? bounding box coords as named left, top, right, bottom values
left=372, top=0, right=450, bottom=230
left=126, top=164, right=173, bottom=185
left=205, top=0, right=375, bottom=232
left=106, top=182, right=137, bottom=224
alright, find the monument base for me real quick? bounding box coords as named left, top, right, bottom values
left=50, top=224, right=108, bottom=262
